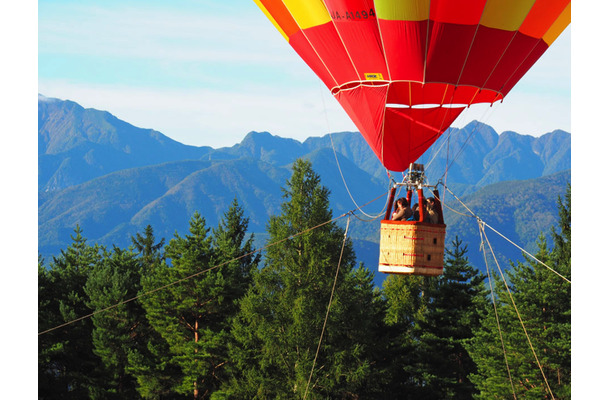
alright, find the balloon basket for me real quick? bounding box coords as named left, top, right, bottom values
left=378, top=220, right=445, bottom=276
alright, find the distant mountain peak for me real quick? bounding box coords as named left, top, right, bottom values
left=38, top=95, right=571, bottom=280
left=38, top=93, right=61, bottom=103
left=244, top=130, right=272, bottom=139
left=242, top=131, right=301, bottom=145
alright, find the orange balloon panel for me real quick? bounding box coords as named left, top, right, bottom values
left=254, top=0, right=570, bottom=171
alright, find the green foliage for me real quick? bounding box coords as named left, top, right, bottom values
left=466, top=185, right=571, bottom=399
left=381, top=237, right=486, bottom=399
left=125, top=225, right=183, bottom=400
left=417, top=237, right=487, bottom=399
left=138, top=203, right=258, bottom=399
left=38, top=164, right=571, bottom=400
left=38, top=226, right=103, bottom=399
left=222, top=159, right=385, bottom=399
left=84, top=246, right=142, bottom=399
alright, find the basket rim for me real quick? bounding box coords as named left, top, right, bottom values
left=381, top=220, right=446, bottom=227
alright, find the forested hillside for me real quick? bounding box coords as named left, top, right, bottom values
left=38, top=160, right=571, bottom=399
left=38, top=96, right=571, bottom=282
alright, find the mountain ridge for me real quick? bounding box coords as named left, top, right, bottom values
left=38, top=95, right=571, bottom=284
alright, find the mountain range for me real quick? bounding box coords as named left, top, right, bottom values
left=38, top=94, right=571, bottom=285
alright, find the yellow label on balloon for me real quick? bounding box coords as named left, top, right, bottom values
left=365, top=73, right=384, bottom=80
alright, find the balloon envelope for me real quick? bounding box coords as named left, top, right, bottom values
left=255, top=0, right=571, bottom=171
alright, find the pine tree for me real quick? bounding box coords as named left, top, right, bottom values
left=140, top=212, right=216, bottom=399
left=84, top=246, right=143, bottom=399
left=131, top=224, right=166, bottom=274
left=381, top=274, right=432, bottom=397
left=417, top=237, right=486, bottom=399
left=224, top=159, right=384, bottom=399
left=141, top=204, right=259, bottom=399
left=38, top=255, right=58, bottom=397
left=467, top=185, right=571, bottom=399
left=211, top=198, right=260, bottom=311
left=124, top=225, right=181, bottom=400
left=38, top=226, right=104, bottom=399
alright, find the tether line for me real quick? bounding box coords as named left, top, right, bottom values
left=479, top=221, right=556, bottom=400
left=39, top=191, right=388, bottom=337
left=441, top=183, right=570, bottom=284
left=303, top=216, right=351, bottom=399
left=478, top=220, right=517, bottom=400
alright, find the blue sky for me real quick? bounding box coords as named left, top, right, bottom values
left=38, top=0, right=571, bottom=149
left=3, top=3, right=606, bottom=388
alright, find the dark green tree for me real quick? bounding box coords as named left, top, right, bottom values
left=211, top=198, right=260, bottom=311
left=141, top=204, right=258, bottom=399
left=124, top=225, right=182, bottom=400
left=38, top=226, right=103, bottom=399
left=381, top=274, right=432, bottom=397
left=223, top=159, right=385, bottom=399
left=131, top=224, right=166, bottom=274
left=84, top=246, right=142, bottom=399
left=140, top=212, right=215, bottom=399
left=416, top=237, right=486, bottom=399
left=467, top=185, right=571, bottom=399
left=38, top=255, right=57, bottom=396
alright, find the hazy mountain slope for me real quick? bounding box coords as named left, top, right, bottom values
left=39, top=160, right=214, bottom=253
left=38, top=94, right=212, bottom=191
left=420, top=122, right=570, bottom=195
left=38, top=96, right=571, bottom=286
left=443, top=170, right=571, bottom=270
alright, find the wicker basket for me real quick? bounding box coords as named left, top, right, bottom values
left=378, top=220, right=446, bottom=276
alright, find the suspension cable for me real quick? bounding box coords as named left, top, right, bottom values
left=303, top=216, right=351, bottom=399
left=479, top=220, right=556, bottom=400
left=329, top=130, right=388, bottom=220
left=441, top=183, right=570, bottom=284
left=478, top=220, right=518, bottom=399
left=39, top=191, right=389, bottom=337
left=481, top=220, right=570, bottom=284
left=319, top=81, right=388, bottom=221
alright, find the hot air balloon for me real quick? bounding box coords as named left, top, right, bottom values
left=254, top=0, right=570, bottom=275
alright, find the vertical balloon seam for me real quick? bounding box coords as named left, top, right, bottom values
left=453, top=21, right=487, bottom=100
left=380, top=81, right=391, bottom=171
left=371, top=0, right=394, bottom=82
left=417, top=1, right=487, bottom=163
left=477, top=0, right=540, bottom=102
left=436, top=0, right=489, bottom=132
left=422, top=0, right=432, bottom=83
left=319, top=0, right=362, bottom=81
left=496, top=38, right=543, bottom=100
left=495, top=2, right=570, bottom=98
left=287, top=1, right=343, bottom=89
left=371, top=0, right=393, bottom=176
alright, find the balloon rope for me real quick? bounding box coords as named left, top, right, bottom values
left=441, top=183, right=571, bottom=284
left=38, top=191, right=389, bottom=337
left=319, top=82, right=387, bottom=220
left=478, top=221, right=518, bottom=400
left=479, top=222, right=556, bottom=400
left=303, top=216, right=351, bottom=400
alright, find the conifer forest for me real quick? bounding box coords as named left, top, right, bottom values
left=38, top=159, right=571, bottom=399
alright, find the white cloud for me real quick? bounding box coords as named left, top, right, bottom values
left=38, top=1, right=570, bottom=147
left=39, top=2, right=294, bottom=66
left=38, top=79, right=356, bottom=148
